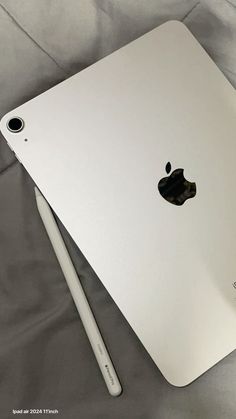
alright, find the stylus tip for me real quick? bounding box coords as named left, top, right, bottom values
left=34, top=186, right=41, bottom=198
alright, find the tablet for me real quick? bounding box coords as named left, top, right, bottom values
left=1, top=21, right=236, bottom=386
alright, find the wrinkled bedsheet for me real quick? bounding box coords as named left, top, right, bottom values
left=0, top=1, right=236, bottom=418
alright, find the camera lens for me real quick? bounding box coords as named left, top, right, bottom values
left=7, top=117, right=24, bottom=133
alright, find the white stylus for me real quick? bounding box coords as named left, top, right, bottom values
left=34, top=187, right=122, bottom=397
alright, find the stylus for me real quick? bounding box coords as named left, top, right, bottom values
left=34, top=187, right=122, bottom=397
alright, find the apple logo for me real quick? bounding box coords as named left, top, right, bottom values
left=158, top=162, right=196, bottom=206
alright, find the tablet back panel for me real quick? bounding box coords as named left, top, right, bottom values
left=1, top=21, right=236, bottom=386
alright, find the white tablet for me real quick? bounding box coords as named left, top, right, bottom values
left=1, top=21, right=236, bottom=386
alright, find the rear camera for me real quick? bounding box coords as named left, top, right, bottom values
left=7, top=117, right=24, bottom=133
